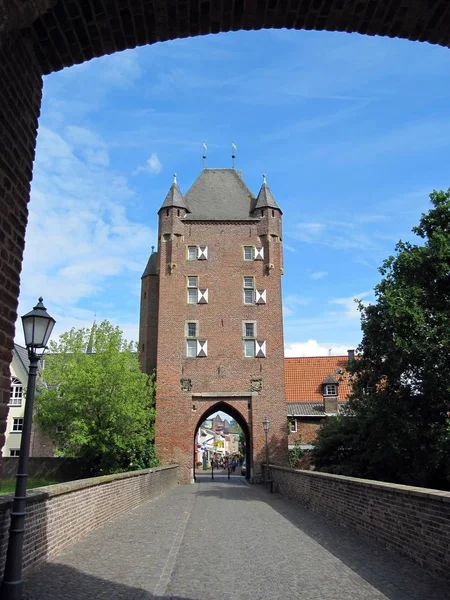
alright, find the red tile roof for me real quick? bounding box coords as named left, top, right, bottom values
left=284, top=356, right=352, bottom=402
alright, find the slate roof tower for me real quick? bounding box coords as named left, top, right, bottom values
left=139, top=168, right=287, bottom=482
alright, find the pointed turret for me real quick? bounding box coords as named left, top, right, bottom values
left=158, top=173, right=189, bottom=214
left=142, top=246, right=158, bottom=278
left=253, top=174, right=282, bottom=214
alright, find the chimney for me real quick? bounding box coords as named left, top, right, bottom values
left=323, top=395, right=338, bottom=415
left=347, top=349, right=355, bottom=362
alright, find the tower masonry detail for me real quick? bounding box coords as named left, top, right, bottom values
left=139, top=168, right=288, bottom=482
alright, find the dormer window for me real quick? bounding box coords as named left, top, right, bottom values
left=324, top=384, right=337, bottom=396
left=322, top=374, right=339, bottom=397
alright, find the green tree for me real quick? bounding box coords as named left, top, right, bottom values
left=36, top=320, right=158, bottom=476
left=314, top=190, right=450, bottom=489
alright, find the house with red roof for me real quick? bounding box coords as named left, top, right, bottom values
left=285, top=350, right=354, bottom=449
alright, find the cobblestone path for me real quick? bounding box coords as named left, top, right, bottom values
left=23, top=473, right=450, bottom=600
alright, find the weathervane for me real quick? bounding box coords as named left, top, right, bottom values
left=232, top=142, right=237, bottom=169
left=202, top=142, right=207, bottom=169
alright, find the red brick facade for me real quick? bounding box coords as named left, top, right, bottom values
left=140, top=171, right=288, bottom=482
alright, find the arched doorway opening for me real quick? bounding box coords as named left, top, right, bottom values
left=193, top=402, right=251, bottom=482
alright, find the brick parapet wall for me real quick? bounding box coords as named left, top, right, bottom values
left=0, top=464, right=178, bottom=578
left=267, top=466, right=450, bottom=579
left=1, top=457, right=84, bottom=480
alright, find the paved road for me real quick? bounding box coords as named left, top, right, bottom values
left=23, top=474, right=450, bottom=600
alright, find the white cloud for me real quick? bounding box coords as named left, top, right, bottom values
left=283, top=294, right=310, bottom=317
left=284, top=340, right=353, bottom=357
left=17, top=124, right=155, bottom=342
left=293, top=222, right=326, bottom=242
left=133, top=152, right=163, bottom=176
left=310, top=271, right=328, bottom=280
left=330, top=291, right=373, bottom=320
left=288, top=215, right=386, bottom=254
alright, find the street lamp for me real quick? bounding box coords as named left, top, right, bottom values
left=1, top=298, right=55, bottom=600
left=263, top=416, right=270, bottom=480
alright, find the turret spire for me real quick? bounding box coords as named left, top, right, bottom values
left=253, top=173, right=282, bottom=213
left=158, top=175, right=189, bottom=214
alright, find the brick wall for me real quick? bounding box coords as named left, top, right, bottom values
left=2, top=1, right=449, bottom=77
left=268, top=466, right=450, bottom=580
left=289, top=419, right=322, bottom=446
left=0, top=464, right=178, bottom=578
left=2, top=457, right=83, bottom=481
left=0, top=34, right=43, bottom=470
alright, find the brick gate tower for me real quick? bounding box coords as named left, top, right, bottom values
left=139, top=168, right=288, bottom=482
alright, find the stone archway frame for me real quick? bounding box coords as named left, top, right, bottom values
left=192, top=392, right=254, bottom=481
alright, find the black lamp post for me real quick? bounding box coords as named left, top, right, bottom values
left=263, top=416, right=270, bottom=480
left=1, top=298, right=55, bottom=600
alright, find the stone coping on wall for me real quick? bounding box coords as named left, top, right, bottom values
left=0, top=464, right=179, bottom=508
left=268, top=465, right=450, bottom=502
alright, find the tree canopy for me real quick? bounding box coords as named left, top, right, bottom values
left=36, top=320, right=158, bottom=475
left=313, top=190, right=450, bottom=489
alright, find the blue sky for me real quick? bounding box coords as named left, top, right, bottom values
left=16, top=29, right=450, bottom=355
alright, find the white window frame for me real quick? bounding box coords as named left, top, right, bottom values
left=186, top=321, right=198, bottom=338
left=12, top=418, right=23, bottom=432
left=187, top=246, right=208, bottom=260
left=186, top=339, right=197, bottom=358
left=9, top=377, right=23, bottom=406
left=187, top=246, right=197, bottom=260
left=243, top=276, right=255, bottom=305
left=289, top=419, right=297, bottom=433
left=243, top=246, right=264, bottom=261
left=9, top=449, right=20, bottom=457
left=324, top=384, right=338, bottom=396
left=244, top=339, right=255, bottom=358
left=243, top=321, right=256, bottom=338
left=187, top=276, right=198, bottom=304
left=243, top=246, right=253, bottom=261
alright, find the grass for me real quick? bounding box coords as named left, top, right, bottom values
left=0, top=478, right=59, bottom=495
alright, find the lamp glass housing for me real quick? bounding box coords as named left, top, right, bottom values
left=21, top=297, right=56, bottom=349
left=263, top=416, right=270, bottom=433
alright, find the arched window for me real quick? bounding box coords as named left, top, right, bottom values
left=10, top=377, right=23, bottom=406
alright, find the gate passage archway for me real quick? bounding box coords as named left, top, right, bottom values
left=193, top=402, right=251, bottom=482
left=1, top=0, right=450, bottom=458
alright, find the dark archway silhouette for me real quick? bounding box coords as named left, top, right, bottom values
left=6, top=0, right=450, bottom=77
left=193, top=402, right=251, bottom=482
left=1, top=0, right=450, bottom=462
